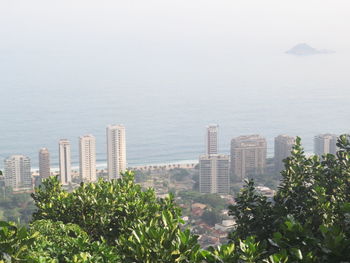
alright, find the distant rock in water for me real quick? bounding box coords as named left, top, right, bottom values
left=286, top=43, right=334, bottom=56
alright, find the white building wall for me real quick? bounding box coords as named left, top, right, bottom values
left=107, top=125, right=126, bottom=180
left=79, top=135, right=97, bottom=182
left=199, top=154, right=229, bottom=194
left=207, top=125, right=218, bottom=155
left=4, top=155, right=32, bottom=189
left=59, top=139, right=72, bottom=185
left=39, top=148, right=50, bottom=179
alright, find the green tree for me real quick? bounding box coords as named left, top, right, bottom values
left=31, top=172, right=180, bottom=244
left=27, top=220, right=119, bottom=262
left=228, top=180, right=274, bottom=242
left=0, top=220, right=120, bottom=262
left=194, top=194, right=226, bottom=211
left=275, top=136, right=350, bottom=232
left=228, top=135, right=350, bottom=262
left=0, top=221, right=37, bottom=262
left=31, top=171, right=203, bottom=262
left=170, top=168, right=190, bottom=182
left=202, top=210, right=221, bottom=226
left=117, top=210, right=201, bottom=262
left=0, top=191, right=36, bottom=224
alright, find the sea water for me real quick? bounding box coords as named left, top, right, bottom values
left=0, top=47, right=349, bottom=168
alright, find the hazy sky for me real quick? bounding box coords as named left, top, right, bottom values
left=1, top=0, right=350, bottom=165
left=1, top=0, right=350, bottom=53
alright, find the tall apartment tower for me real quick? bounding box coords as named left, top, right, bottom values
left=107, top=125, right=126, bottom=180
left=39, top=148, right=50, bottom=179
left=274, top=135, right=295, bottom=173
left=79, top=135, right=97, bottom=182
left=199, top=154, right=230, bottom=194
left=207, top=125, right=218, bottom=155
left=314, top=134, right=338, bottom=156
left=4, top=155, right=32, bottom=189
left=230, top=135, right=267, bottom=181
left=59, top=139, right=72, bottom=185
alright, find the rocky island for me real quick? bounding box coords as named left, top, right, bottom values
left=286, top=43, right=334, bottom=56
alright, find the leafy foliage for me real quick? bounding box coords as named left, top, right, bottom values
left=27, top=220, right=119, bottom=262
left=228, top=135, right=350, bottom=262
left=170, top=168, right=190, bottom=182
left=0, top=190, right=36, bottom=224
left=228, top=180, right=274, bottom=242
left=0, top=220, right=119, bottom=262
left=30, top=171, right=203, bottom=262
left=202, top=210, right=222, bottom=226
left=0, top=221, right=37, bottom=262
left=201, top=237, right=266, bottom=263
left=31, top=171, right=180, bottom=244
left=117, top=210, right=201, bottom=262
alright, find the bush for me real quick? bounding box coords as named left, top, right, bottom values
left=31, top=171, right=180, bottom=244
left=228, top=135, right=350, bottom=262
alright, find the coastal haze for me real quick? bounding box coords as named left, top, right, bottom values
left=1, top=0, right=350, bottom=168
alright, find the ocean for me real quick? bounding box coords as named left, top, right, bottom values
left=1, top=47, right=349, bottom=169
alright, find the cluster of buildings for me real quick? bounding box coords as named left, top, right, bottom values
left=2, top=125, right=126, bottom=190
left=180, top=198, right=236, bottom=248
left=1, top=121, right=341, bottom=193
left=199, top=126, right=339, bottom=194
left=199, top=125, right=230, bottom=194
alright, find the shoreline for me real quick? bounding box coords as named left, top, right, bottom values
left=31, top=159, right=199, bottom=175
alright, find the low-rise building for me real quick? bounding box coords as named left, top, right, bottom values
left=214, top=219, right=236, bottom=232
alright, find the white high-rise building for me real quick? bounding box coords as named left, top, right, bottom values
left=199, top=154, right=230, bottom=194
left=59, top=139, right=72, bottom=185
left=314, top=134, right=338, bottom=156
left=206, top=125, right=218, bottom=155
left=274, top=135, right=295, bottom=173
left=107, top=125, right=126, bottom=180
left=79, top=135, right=97, bottom=182
left=4, top=155, right=32, bottom=189
left=39, top=148, right=50, bottom=179
left=230, top=135, right=267, bottom=181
